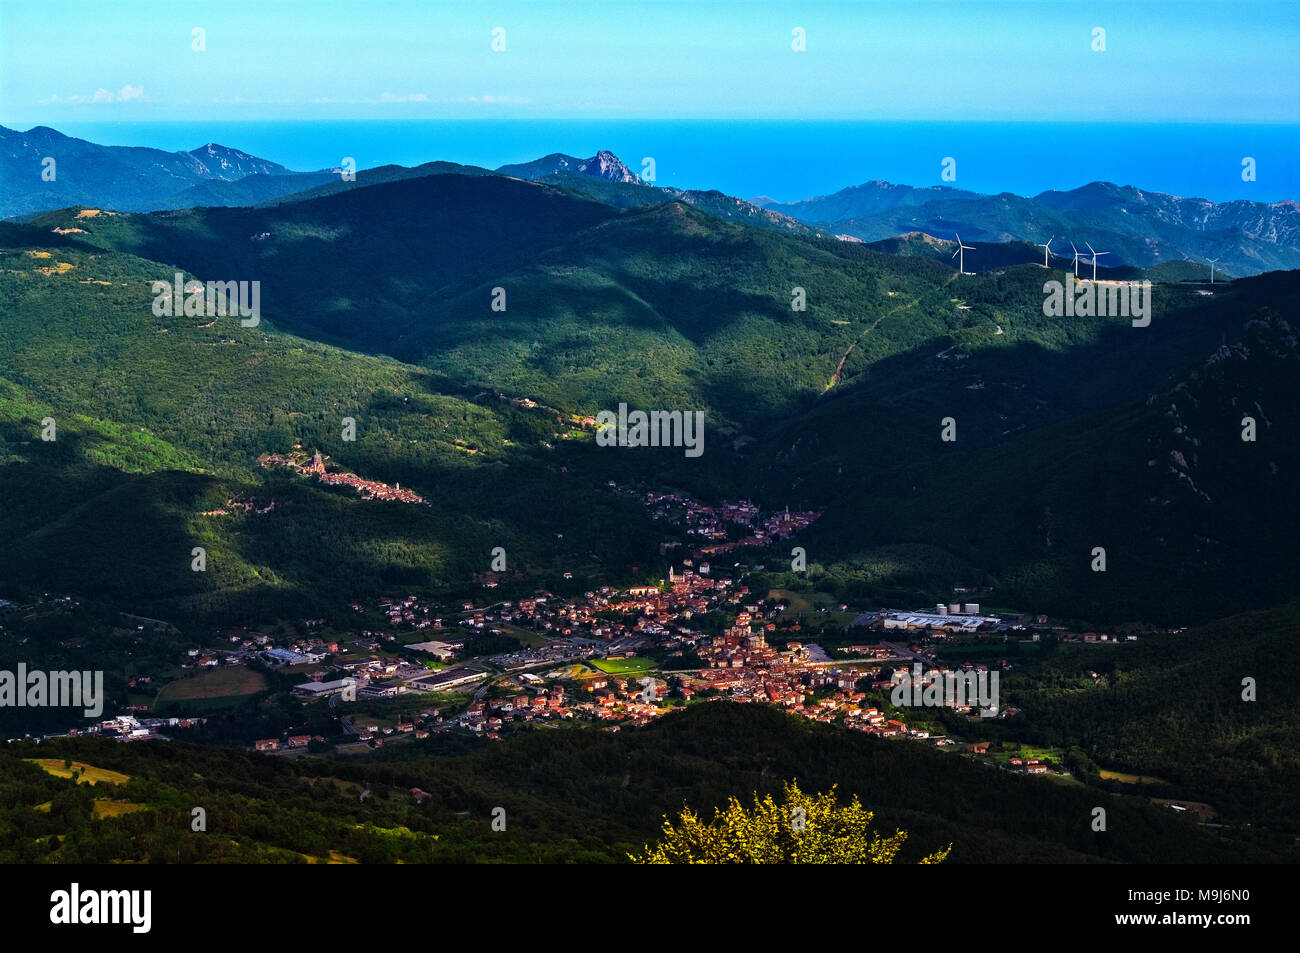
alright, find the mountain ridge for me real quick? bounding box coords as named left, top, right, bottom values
left=765, top=177, right=1300, bottom=276
left=5, top=125, right=1297, bottom=277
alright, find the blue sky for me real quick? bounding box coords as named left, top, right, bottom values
left=1, top=0, right=1296, bottom=124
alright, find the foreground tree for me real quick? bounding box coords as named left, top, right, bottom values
left=630, top=781, right=951, bottom=864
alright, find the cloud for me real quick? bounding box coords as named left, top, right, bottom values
left=307, top=93, right=532, bottom=105
left=311, top=92, right=429, bottom=104
left=40, top=84, right=145, bottom=105
left=463, top=95, right=533, bottom=104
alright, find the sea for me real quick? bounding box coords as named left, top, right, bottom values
left=43, top=120, right=1299, bottom=204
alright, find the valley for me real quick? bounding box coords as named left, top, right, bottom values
left=1, top=130, right=1297, bottom=868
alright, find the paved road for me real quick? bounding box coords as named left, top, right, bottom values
left=328, top=692, right=359, bottom=734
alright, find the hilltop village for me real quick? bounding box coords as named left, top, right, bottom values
left=260, top=446, right=425, bottom=503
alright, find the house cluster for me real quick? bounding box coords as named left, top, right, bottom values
left=1007, top=756, right=1052, bottom=774
left=253, top=733, right=323, bottom=751
left=885, top=663, right=1000, bottom=715
left=1070, top=631, right=1139, bottom=643
left=842, top=644, right=899, bottom=659
left=66, top=714, right=205, bottom=742
left=260, top=447, right=425, bottom=503
left=406, top=566, right=747, bottom=647
left=457, top=684, right=575, bottom=738
left=204, top=627, right=344, bottom=663
left=207, top=495, right=279, bottom=516
left=686, top=660, right=945, bottom=740
left=330, top=652, right=429, bottom=692
left=373, top=594, right=443, bottom=630
left=482, top=640, right=593, bottom=672
left=173, top=632, right=338, bottom=671
left=697, top=615, right=784, bottom=668
left=636, top=491, right=821, bottom=559
left=579, top=676, right=672, bottom=727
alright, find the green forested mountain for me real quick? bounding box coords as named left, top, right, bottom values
left=3, top=166, right=1297, bottom=626
left=763, top=274, right=1300, bottom=621
left=258, top=159, right=497, bottom=206
left=0, top=217, right=665, bottom=619
left=530, top=171, right=832, bottom=238
left=1010, top=603, right=1300, bottom=837
left=159, top=170, right=340, bottom=209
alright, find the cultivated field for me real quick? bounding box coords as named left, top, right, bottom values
left=591, top=657, right=656, bottom=675
left=1100, top=769, right=1167, bottom=784
left=155, top=666, right=267, bottom=707
left=92, top=800, right=148, bottom=818
left=27, top=759, right=130, bottom=785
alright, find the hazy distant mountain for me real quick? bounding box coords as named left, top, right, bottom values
left=498, top=149, right=828, bottom=237
left=10, top=126, right=1295, bottom=278
left=0, top=125, right=322, bottom=217
left=184, top=141, right=291, bottom=179
left=497, top=149, right=641, bottom=183
left=765, top=177, right=1300, bottom=277
left=753, top=181, right=982, bottom=221
left=1, top=125, right=815, bottom=237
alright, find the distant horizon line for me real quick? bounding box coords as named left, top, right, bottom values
left=6, top=120, right=1294, bottom=206
left=6, top=118, right=1297, bottom=126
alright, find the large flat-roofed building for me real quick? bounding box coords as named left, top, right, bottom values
left=406, top=640, right=458, bottom=661
left=359, top=680, right=404, bottom=698
left=292, top=678, right=354, bottom=698
left=265, top=648, right=325, bottom=666
left=881, top=611, right=998, bottom=631
left=411, top=668, right=490, bottom=692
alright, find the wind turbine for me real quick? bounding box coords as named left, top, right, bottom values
left=1036, top=236, right=1054, bottom=268
left=1084, top=242, right=1109, bottom=281
left=1206, top=257, right=1220, bottom=284
left=1070, top=242, right=1081, bottom=277
left=952, top=233, right=974, bottom=275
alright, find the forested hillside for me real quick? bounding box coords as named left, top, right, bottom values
left=1, top=702, right=1284, bottom=864
left=3, top=167, right=1297, bottom=626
